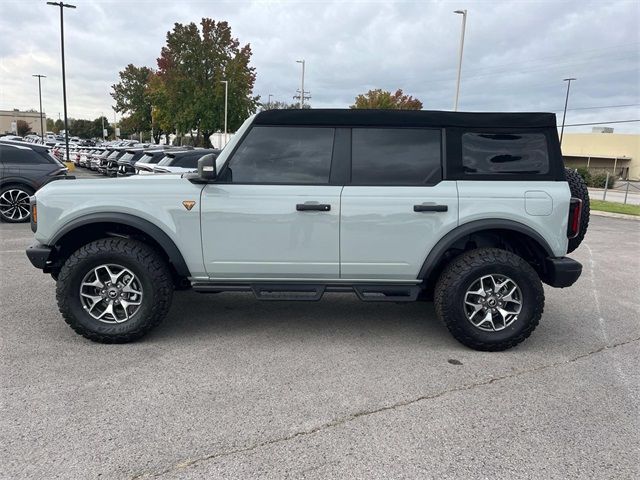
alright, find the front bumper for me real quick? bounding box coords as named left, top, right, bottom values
left=542, top=257, right=582, bottom=288
left=26, top=243, right=53, bottom=270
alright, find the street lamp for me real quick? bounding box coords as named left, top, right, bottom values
left=32, top=74, right=46, bottom=139
left=296, top=59, right=305, bottom=109
left=560, top=78, right=576, bottom=146
left=268, top=93, right=273, bottom=109
left=47, top=1, right=76, bottom=162
left=453, top=9, right=467, bottom=111
left=220, top=80, right=228, bottom=145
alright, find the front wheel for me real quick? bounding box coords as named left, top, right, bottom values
left=434, top=248, right=544, bottom=351
left=56, top=238, right=174, bottom=343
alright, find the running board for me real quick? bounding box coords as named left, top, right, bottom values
left=191, top=282, right=421, bottom=302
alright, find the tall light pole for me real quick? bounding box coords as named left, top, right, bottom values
left=101, top=112, right=105, bottom=141
left=47, top=2, right=76, bottom=162
left=453, top=9, right=467, bottom=111
left=296, top=59, right=305, bottom=108
left=220, top=80, right=228, bottom=145
left=560, top=78, right=576, bottom=146
left=32, top=74, right=46, bottom=139
left=268, top=93, right=273, bottom=109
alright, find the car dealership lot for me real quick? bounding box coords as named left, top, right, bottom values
left=1, top=216, right=638, bottom=479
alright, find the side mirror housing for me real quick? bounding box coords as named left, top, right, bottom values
left=198, top=153, right=217, bottom=181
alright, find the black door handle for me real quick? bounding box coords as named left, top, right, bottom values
left=414, top=204, right=448, bottom=212
left=296, top=203, right=331, bottom=212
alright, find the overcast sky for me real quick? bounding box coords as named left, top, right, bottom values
left=1, top=0, right=638, bottom=132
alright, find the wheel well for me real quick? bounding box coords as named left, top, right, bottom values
left=1, top=181, right=35, bottom=193
left=421, top=228, right=549, bottom=296
left=49, top=222, right=189, bottom=288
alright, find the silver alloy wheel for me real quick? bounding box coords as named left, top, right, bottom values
left=0, top=188, right=31, bottom=221
left=463, top=274, right=522, bottom=332
left=79, top=264, right=144, bottom=324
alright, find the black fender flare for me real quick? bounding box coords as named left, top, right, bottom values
left=50, top=212, right=191, bottom=277
left=418, top=219, right=554, bottom=280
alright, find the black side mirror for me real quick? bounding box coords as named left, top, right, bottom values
left=198, top=153, right=217, bottom=180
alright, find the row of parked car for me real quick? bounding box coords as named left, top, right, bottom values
left=0, top=136, right=221, bottom=223
left=64, top=143, right=220, bottom=177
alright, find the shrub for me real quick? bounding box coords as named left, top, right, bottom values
left=589, top=172, right=615, bottom=189
left=575, top=167, right=591, bottom=185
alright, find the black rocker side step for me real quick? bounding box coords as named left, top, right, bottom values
left=252, top=284, right=326, bottom=301
left=352, top=284, right=420, bottom=302
left=191, top=282, right=422, bottom=302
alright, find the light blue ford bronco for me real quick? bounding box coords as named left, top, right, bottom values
left=26, top=109, right=589, bottom=351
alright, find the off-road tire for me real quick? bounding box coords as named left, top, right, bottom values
left=565, top=168, right=590, bottom=253
left=434, top=248, right=544, bottom=351
left=0, top=184, right=34, bottom=223
left=56, top=238, right=173, bottom=343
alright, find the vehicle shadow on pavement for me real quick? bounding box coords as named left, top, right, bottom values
left=149, top=290, right=454, bottom=347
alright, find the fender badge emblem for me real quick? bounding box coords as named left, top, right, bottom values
left=182, top=200, right=196, bottom=211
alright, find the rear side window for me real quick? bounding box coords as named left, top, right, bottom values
left=462, top=132, right=549, bottom=175
left=351, top=128, right=442, bottom=185
left=0, top=145, right=47, bottom=164
left=227, top=126, right=335, bottom=184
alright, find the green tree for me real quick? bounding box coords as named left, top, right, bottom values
left=16, top=120, right=31, bottom=136
left=111, top=64, right=154, bottom=135
left=260, top=100, right=310, bottom=111
left=69, top=119, right=95, bottom=139
left=155, top=18, right=259, bottom=147
left=54, top=119, right=64, bottom=133
left=350, top=89, right=422, bottom=110
left=147, top=73, right=171, bottom=143
left=93, top=116, right=112, bottom=139
left=46, top=118, right=55, bottom=133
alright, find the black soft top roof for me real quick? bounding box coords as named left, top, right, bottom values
left=253, top=109, right=557, bottom=129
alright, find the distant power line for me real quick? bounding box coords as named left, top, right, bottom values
left=561, top=119, right=640, bottom=127
left=565, top=103, right=640, bottom=111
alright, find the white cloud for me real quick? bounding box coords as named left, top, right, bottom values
left=1, top=0, right=638, bottom=132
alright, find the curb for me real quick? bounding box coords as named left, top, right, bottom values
left=591, top=210, right=640, bottom=221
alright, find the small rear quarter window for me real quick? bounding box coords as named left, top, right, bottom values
left=462, top=132, right=549, bottom=175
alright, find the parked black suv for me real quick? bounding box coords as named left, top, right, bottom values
left=0, top=140, right=68, bottom=222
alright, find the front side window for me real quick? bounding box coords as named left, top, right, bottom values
left=462, top=132, right=549, bottom=175
left=227, top=126, right=335, bottom=184
left=351, top=128, right=442, bottom=185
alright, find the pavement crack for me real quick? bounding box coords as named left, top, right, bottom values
left=131, top=336, right=640, bottom=479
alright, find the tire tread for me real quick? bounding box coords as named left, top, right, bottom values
left=56, top=238, right=173, bottom=343
left=434, top=248, right=544, bottom=351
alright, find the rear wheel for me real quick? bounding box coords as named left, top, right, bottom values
left=565, top=168, right=590, bottom=253
left=434, top=248, right=544, bottom=351
left=0, top=184, right=33, bottom=223
left=56, top=238, right=173, bottom=343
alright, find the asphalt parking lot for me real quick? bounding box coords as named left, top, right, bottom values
left=1, top=215, right=639, bottom=479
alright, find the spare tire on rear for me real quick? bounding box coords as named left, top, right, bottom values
left=565, top=168, right=590, bottom=253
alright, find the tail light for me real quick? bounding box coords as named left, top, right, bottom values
left=567, top=198, right=582, bottom=239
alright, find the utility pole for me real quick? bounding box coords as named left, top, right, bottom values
left=294, top=60, right=310, bottom=108
left=560, top=78, right=576, bottom=146
left=268, top=94, right=273, bottom=109
left=220, top=80, right=228, bottom=145
left=47, top=2, right=76, bottom=161
left=32, top=74, right=46, bottom=139
left=453, top=9, right=467, bottom=111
